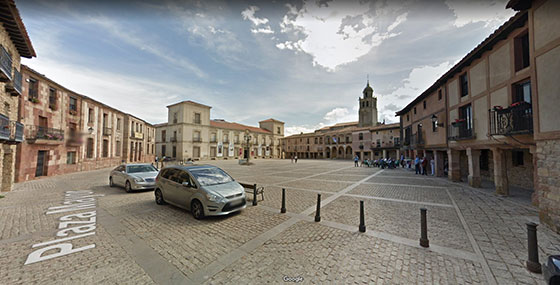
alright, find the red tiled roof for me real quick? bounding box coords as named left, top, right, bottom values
left=210, top=120, right=271, bottom=134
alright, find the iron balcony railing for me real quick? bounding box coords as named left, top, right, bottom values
left=0, top=114, right=24, bottom=142
left=411, top=132, right=424, bottom=146
left=449, top=120, right=474, bottom=140
left=0, top=45, right=12, bottom=81
left=170, top=136, right=177, bottom=142
left=489, top=102, right=533, bottom=135
left=193, top=137, right=202, bottom=142
left=12, top=68, right=21, bottom=95
left=27, top=126, right=64, bottom=141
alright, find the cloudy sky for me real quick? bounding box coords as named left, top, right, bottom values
left=18, top=0, right=515, bottom=135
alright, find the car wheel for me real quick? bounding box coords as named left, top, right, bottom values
left=155, top=189, right=166, bottom=205
left=191, top=200, right=204, bottom=220
left=109, top=177, right=114, bottom=187
left=125, top=181, right=132, bottom=193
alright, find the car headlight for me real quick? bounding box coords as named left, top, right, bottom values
left=206, top=192, right=223, bottom=202
left=133, top=177, right=144, bottom=183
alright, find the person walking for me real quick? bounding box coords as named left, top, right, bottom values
left=294, top=155, right=298, bottom=163
left=421, top=157, right=428, bottom=175
left=354, top=155, right=359, bottom=167
left=414, top=156, right=420, bottom=174
left=430, top=157, right=435, bottom=176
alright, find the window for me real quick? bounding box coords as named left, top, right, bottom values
left=102, top=139, right=109, bottom=157
left=514, top=32, right=530, bottom=71
left=423, top=101, right=426, bottom=109
left=173, top=112, right=178, bottom=124
left=459, top=104, right=473, bottom=131
left=117, top=118, right=121, bottom=130
left=414, top=107, right=417, bottom=115
left=460, top=73, right=468, bottom=97
left=161, top=130, right=166, bottom=142
left=172, top=146, right=177, bottom=158
left=66, top=152, right=76, bottom=164
left=306, top=138, right=310, bottom=144
left=194, top=113, right=201, bottom=124
left=406, top=114, right=409, bottom=121
left=432, top=119, right=438, bottom=132
left=28, top=78, right=38, bottom=101
left=512, top=150, right=524, bottom=166
left=86, top=138, right=94, bottom=158
left=67, top=98, right=77, bottom=114
left=193, top=146, right=200, bottom=158
left=513, top=80, right=531, bottom=104
left=88, top=108, right=94, bottom=123
left=210, top=133, right=217, bottom=142
left=235, top=135, right=239, bottom=143
left=438, top=89, right=442, bottom=101
left=224, top=134, right=229, bottom=143
left=359, top=133, right=363, bottom=140
left=116, top=140, right=121, bottom=156
left=193, top=131, right=201, bottom=141
left=161, top=145, right=166, bottom=157
left=277, top=127, right=281, bottom=134
left=49, top=88, right=57, bottom=109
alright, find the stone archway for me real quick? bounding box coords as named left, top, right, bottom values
left=346, top=147, right=352, bottom=159
left=338, top=146, right=344, bottom=158
left=326, top=147, right=331, bottom=159
left=331, top=146, right=337, bottom=158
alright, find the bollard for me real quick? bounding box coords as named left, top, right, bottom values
left=280, top=188, right=286, bottom=213
left=252, top=184, right=258, bottom=206
left=419, top=208, right=429, bottom=248
left=359, top=200, right=366, bottom=232
left=314, top=194, right=321, bottom=222
left=526, top=222, right=542, bottom=273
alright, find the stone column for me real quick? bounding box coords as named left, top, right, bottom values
left=396, top=149, right=401, bottom=159
left=529, top=146, right=539, bottom=206
left=447, top=149, right=461, bottom=182
left=493, top=148, right=509, bottom=196
left=1, top=145, right=15, bottom=192
left=382, top=149, right=387, bottom=159
left=434, top=150, right=444, bottom=177
left=467, top=148, right=481, bottom=188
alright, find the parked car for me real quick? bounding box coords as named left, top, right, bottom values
left=109, top=164, right=159, bottom=192
left=154, top=165, right=246, bottom=219
left=544, top=255, right=560, bottom=285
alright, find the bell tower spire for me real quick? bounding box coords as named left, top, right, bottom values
left=358, top=78, right=378, bottom=127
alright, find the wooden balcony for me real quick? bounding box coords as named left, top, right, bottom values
left=0, top=45, right=12, bottom=82
left=0, top=114, right=23, bottom=144
left=5, top=68, right=21, bottom=96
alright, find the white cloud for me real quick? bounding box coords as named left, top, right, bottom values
left=242, top=6, right=269, bottom=26
left=276, top=0, right=406, bottom=71
left=285, top=106, right=358, bottom=136
left=445, top=0, right=515, bottom=28
left=242, top=6, right=274, bottom=34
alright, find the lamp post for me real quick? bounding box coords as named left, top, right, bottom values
left=244, top=129, right=252, bottom=164
left=431, top=114, right=444, bottom=128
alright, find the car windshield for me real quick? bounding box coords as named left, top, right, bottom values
left=127, top=165, right=157, bottom=173
left=190, top=167, right=233, bottom=186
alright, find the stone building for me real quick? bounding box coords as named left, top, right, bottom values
left=123, top=114, right=156, bottom=164
left=14, top=65, right=154, bottom=183
left=155, top=101, right=284, bottom=161
left=282, top=82, right=400, bottom=160
left=397, top=0, right=560, bottom=233
left=0, top=0, right=35, bottom=192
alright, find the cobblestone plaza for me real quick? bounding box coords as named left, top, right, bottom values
left=1, top=159, right=558, bottom=284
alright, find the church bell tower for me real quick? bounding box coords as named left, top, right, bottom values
left=358, top=80, right=378, bottom=127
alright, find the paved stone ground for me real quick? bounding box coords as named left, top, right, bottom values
left=1, top=159, right=558, bottom=284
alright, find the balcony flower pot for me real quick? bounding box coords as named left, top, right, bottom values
left=510, top=102, right=522, bottom=107
left=493, top=105, right=503, bottom=111
left=49, top=104, right=57, bottom=111
left=30, top=98, right=39, bottom=104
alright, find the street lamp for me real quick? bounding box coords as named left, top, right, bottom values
left=88, top=127, right=94, bottom=134
left=244, top=129, right=252, bottom=163
left=431, top=114, right=444, bottom=128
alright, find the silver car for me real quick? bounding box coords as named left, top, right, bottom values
left=109, top=164, right=159, bottom=192
left=154, top=165, right=246, bottom=219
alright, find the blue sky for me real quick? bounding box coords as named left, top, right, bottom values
left=18, top=0, right=515, bottom=135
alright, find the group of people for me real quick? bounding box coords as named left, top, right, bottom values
left=353, top=155, right=401, bottom=169
left=413, top=156, right=435, bottom=176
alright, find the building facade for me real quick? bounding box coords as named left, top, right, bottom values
left=155, top=101, right=284, bottom=161
left=397, top=0, right=560, bottom=233
left=282, top=82, right=400, bottom=160
left=14, top=65, right=154, bottom=183
left=0, top=0, right=35, bottom=192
